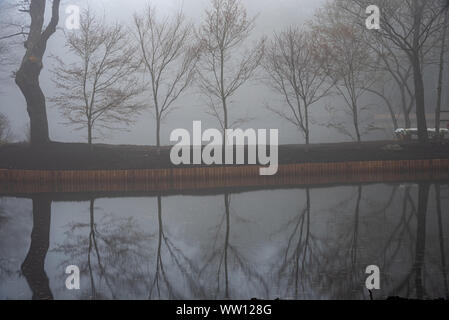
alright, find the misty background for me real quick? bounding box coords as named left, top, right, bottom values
left=0, top=0, right=447, bottom=145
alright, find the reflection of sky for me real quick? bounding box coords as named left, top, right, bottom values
left=0, top=183, right=448, bottom=300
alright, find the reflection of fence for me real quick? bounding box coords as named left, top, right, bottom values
left=1, top=159, right=449, bottom=195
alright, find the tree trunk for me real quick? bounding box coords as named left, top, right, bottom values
left=156, top=117, right=161, bottom=148
left=435, top=12, right=448, bottom=141
left=222, top=97, right=228, bottom=143
left=400, top=85, right=412, bottom=128
left=220, top=49, right=228, bottom=147
left=411, top=54, right=428, bottom=143
left=15, top=0, right=60, bottom=146
left=353, top=103, right=361, bottom=143
left=16, top=64, right=50, bottom=145
left=88, top=123, right=92, bottom=145
left=305, top=104, right=310, bottom=145
left=411, top=1, right=428, bottom=143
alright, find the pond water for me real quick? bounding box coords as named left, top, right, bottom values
left=0, top=182, right=448, bottom=300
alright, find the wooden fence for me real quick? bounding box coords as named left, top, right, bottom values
left=1, top=159, right=449, bottom=195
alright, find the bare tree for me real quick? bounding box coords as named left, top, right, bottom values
left=435, top=4, right=449, bottom=140
left=263, top=28, right=332, bottom=145
left=133, top=6, right=200, bottom=148
left=196, top=0, right=265, bottom=140
left=51, top=10, right=144, bottom=145
left=13, top=0, right=61, bottom=146
left=312, top=3, right=379, bottom=142
left=362, top=31, right=416, bottom=130
left=346, top=0, right=446, bottom=143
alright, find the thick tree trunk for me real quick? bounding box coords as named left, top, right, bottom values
left=14, top=0, right=60, bottom=146
left=16, top=63, right=50, bottom=145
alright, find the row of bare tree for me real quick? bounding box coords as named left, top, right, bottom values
left=51, top=0, right=265, bottom=147
left=1, top=0, right=449, bottom=146
left=265, top=0, right=449, bottom=143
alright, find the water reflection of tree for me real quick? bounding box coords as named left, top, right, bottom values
left=327, top=185, right=370, bottom=299
left=272, top=188, right=319, bottom=299
left=435, top=185, right=449, bottom=299
left=371, top=185, right=417, bottom=297
left=413, top=183, right=430, bottom=299
left=53, top=198, right=153, bottom=299
left=149, top=195, right=206, bottom=299
left=378, top=186, right=415, bottom=269
left=270, top=186, right=366, bottom=299
left=350, top=185, right=398, bottom=297
left=386, top=183, right=449, bottom=299
left=4, top=182, right=447, bottom=300
left=0, top=199, right=14, bottom=280
left=326, top=184, right=437, bottom=300
left=270, top=185, right=407, bottom=299
left=325, top=184, right=435, bottom=300
left=322, top=185, right=366, bottom=299
left=21, top=196, right=53, bottom=300
left=0, top=199, right=9, bottom=228
left=317, top=183, right=447, bottom=300
left=199, top=193, right=268, bottom=299
left=0, top=200, right=17, bottom=288
left=381, top=183, right=429, bottom=298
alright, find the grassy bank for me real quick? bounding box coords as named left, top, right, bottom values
left=1, top=140, right=449, bottom=170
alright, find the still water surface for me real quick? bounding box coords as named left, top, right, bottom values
left=0, top=182, right=448, bottom=300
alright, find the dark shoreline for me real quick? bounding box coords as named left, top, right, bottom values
left=1, top=140, right=449, bottom=170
